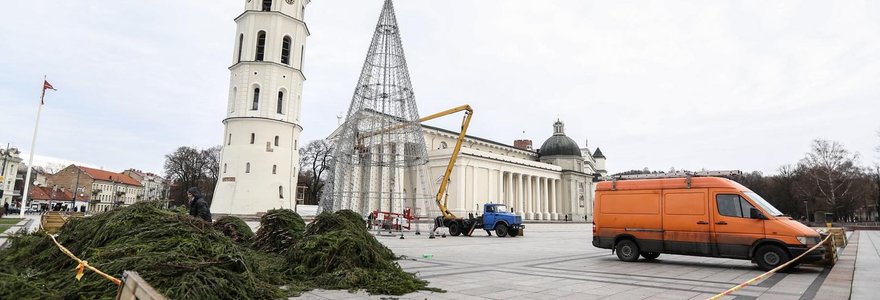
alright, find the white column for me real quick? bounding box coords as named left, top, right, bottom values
left=525, top=175, right=533, bottom=220
left=516, top=173, right=524, bottom=218
left=550, top=178, right=558, bottom=220
left=471, top=166, right=478, bottom=213
left=497, top=170, right=504, bottom=205
left=507, top=172, right=514, bottom=207
left=543, top=177, right=551, bottom=220
left=532, top=176, right=540, bottom=220
left=456, top=165, right=465, bottom=213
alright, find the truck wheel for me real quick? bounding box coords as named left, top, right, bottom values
left=615, top=240, right=640, bottom=262
left=640, top=252, right=660, bottom=260
left=495, top=224, right=508, bottom=237
left=755, top=245, right=790, bottom=271
left=509, top=228, right=519, bottom=237
left=448, top=222, right=462, bottom=236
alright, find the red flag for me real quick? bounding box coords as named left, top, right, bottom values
left=43, top=80, right=56, bottom=91
left=41, top=80, right=56, bottom=104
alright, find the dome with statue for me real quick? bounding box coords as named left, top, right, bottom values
left=539, top=120, right=582, bottom=157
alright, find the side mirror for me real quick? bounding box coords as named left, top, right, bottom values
left=750, top=207, right=767, bottom=220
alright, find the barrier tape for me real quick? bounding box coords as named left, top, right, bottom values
left=46, top=233, right=122, bottom=286
left=708, top=234, right=832, bottom=300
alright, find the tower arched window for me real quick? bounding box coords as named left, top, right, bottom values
left=279, top=186, right=284, bottom=198
left=250, top=133, right=255, bottom=144
left=237, top=34, right=244, bottom=63
left=262, top=0, right=272, bottom=11
left=272, top=165, right=277, bottom=174
left=274, top=136, right=280, bottom=146
left=227, top=133, right=231, bottom=145
left=246, top=163, right=251, bottom=173
left=252, top=87, right=260, bottom=110
left=223, top=163, right=227, bottom=173
left=255, top=31, right=266, bottom=61
left=281, top=36, right=291, bottom=65
left=277, top=91, right=284, bottom=114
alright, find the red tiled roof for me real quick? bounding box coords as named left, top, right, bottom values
left=30, top=186, right=75, bottom=201
left=78, top=166, right=142, bottom=186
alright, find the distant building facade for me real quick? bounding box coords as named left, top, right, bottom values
left=50, top=165, right=144, bottom=212
left=0, top=147, right=23, bottom=207
left=123, top=169, right=169, bottom=201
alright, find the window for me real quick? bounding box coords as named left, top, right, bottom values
left=246, top=163, right=251, bottom=173
left=262, top=0, right=272, bottom=11
left=274, top=136, right=279, bottom=146
left=277, top=91, right=284, bottom=114
left=281, top=36, right=291, bottom=65
left=279, top=186, right=284, bottom=198
left=223, top=163, right=227, bottom=173
left=299, top=45, right=305, bottom=67
left=716, top=194, right=757, bottom=218
left=227, top=133, right=231, bottom=145
left=237, top=34, right=244, bottom=62
left=272, top=165, right=277, bottom=174
left=252, top=87, right=260, bottom=110
left=255, top=31, right=266, bottom=61
left=230, top=87, right=237, bottom=113
left=250, top=133, right=255, bottom=144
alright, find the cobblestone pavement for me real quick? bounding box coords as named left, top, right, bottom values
left=852, top=231, right=880, bottom=300
left=297, top=223, right=831, bottom=299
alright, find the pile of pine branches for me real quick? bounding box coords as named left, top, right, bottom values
left=0, top=204, right=441, bottom=299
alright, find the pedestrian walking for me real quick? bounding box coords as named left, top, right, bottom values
left=3, top=202, right=8, bottom=215
left=186, top=187, right=212, bottom=222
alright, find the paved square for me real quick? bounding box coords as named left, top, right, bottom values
left=298, top=223, right=830, bottom=299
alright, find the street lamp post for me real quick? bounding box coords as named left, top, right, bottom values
left=804, top=200, right=810, bottom=223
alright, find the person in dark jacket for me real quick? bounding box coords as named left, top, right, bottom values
left=186, top=187, right=212, bottom=222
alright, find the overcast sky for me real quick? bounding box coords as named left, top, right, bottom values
left=1, top=0, right=878, bottom=176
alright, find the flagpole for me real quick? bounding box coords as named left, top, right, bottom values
left=19, top=76, right=47, bottom=218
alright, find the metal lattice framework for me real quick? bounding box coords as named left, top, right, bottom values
left=321, top=0, right=436, bottom=224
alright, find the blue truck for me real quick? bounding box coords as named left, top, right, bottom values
left=436, top=203, right=525, bottom=237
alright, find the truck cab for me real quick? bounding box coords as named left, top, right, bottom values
left=481, top=203, right=524, bottom=237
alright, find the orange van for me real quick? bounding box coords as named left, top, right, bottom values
left=592, top=176, right=824, bottom=270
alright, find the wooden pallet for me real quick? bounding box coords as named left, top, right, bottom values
left=116, top=271, right=167, bottom=300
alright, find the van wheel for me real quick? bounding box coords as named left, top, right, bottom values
left=755, top=245, right=789, bottom=271
left=495, top=224, right=508, bottom=237
left=448, top=222, right=461, bottom=236
left=616, top=240, right=640, bottom=262
left=641, top=252, right=660, bottom=260
left=509, top=228, right=519, bottom=237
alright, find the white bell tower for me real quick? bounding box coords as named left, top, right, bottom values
left=213, top=0, right=309, bottom=215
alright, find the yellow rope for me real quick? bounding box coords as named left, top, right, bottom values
left=45, top=233, right=122, bottom=286
left=708, top=234, right=832, bottom=300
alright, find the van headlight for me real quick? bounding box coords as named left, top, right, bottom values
left=796, top=236, right=819, bottom=246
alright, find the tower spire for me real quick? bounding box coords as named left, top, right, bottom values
left=322, top=0, right=434, bottom=223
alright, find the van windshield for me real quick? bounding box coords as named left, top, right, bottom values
left=743, top=191, right=784, bottom=217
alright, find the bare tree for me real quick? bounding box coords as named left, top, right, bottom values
left=164, top=146, right=214, bottom=206
left=200, top=146, right=221, bottom=203
left=298, top=140, right=333, bottom=205
left=796, top=139, right=861, bottom=220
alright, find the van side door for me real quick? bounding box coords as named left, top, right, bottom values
left=662, top=189, right=712, bottom=256
left=711, top=192, right=765, bottom=259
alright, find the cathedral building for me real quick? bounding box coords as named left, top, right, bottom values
left=330, top=119, right=607, bottom=221
left=213, top=0, right=309, bottom=215
left=421, top=120, right=606, bottom=222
